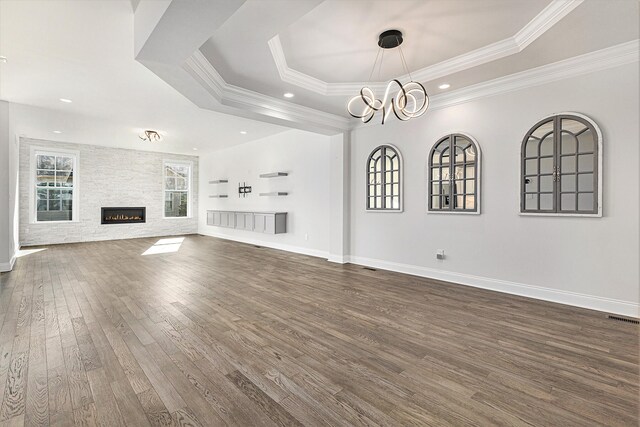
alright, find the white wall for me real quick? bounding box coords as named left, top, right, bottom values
left=9, top=104, right=20, bottom=266
left=198, top=129, right=331, bottom=258
left=19, top=138, right=198, bottom=246
left=0, top=101, right=13, bottom=271
left=328, top=132, right=350, bottom=262
left=348, top=63, right=639, bottom=316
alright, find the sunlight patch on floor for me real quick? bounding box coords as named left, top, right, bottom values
left=16, top=248, right=47, bottom=258
left=142, top=237, right=185, bottom=256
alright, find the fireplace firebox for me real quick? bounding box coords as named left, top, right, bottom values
left=101, top=207, right=146, bottom=224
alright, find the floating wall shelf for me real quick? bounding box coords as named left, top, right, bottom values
left=260, top=192, right=288, bottom=197
left=209, top=195, right=228, bottom=198
left=259, top=172, right=288, bottom=178
left=209, top=179, right=228, bottom=184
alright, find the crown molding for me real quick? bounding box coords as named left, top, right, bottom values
left=428, top=39, right=639, bottom=110
left=184, top=50, right=350, bottom=133
left=180, top=38, right=638, bottom=133
left=268, top=0, right=584, bottom=96
left=513, top=0, right=582, bottom=49
left=350, top=39, right=639, bottom=130
left=268, top=35, right=329, bottom=95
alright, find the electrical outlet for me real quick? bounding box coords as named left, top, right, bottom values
left=436, top=249, right=445, bottom=260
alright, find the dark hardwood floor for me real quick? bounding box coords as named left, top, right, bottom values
left=0, top=235, right=637, bottom=426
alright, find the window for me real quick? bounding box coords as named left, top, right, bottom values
left=164, top=161, right=191, bottom=218
left=33, top=150, right=78, bottom=222
left=366, top=145, right=402, bottom=211
left=521, top=113, right=601, bottom=215
left=428, top=133, right=480, bottom=213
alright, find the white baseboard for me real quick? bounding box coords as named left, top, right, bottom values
left=346, top=255, right=639, bottom=318
left=327, top=255, right=348, bottom=264
left=0, top=254, right=16, bottom=273
left=199, top=230, right=330, bottom=260
left=192, top=231, right=639, bottom=318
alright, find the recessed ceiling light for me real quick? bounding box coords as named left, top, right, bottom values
left=240, top=131, right=247, bottom=135
left=59, top=98, right=72, bottom=103
left=283, top=92, right=295, bottom=98
left=438, top=83, right=451, bottom=90
left=53, top=130, right=62, bottom=134
left=192, top=148, right=198, bottom=151
left=0, top=56, right=7, bottom=63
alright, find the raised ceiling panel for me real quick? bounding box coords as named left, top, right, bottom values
left=278, top=0, right=550, bottom=83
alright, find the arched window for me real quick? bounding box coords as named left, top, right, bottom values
left=521, top=113, right=602, bottom=216
left=428, top=133, right=480, bottom=213
left=366, top=145, right=402, bottom=211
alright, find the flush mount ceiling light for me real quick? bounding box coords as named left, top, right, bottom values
left=438, top=83, right=451, bottom=90
left=347, top=30, right=429, bottom=125
left=0, top=56, right=7, bottom=63
left=240, top=131, right=247, bottom=134
left=283, top=92, right=295, bottom=98
left=52, top=130, right=62, bottom=134
left=138, top=129, right=163, bottom=142
left=59, top=98, right=73, bottom=103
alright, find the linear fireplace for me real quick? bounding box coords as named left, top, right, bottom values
left=101, top=207, right=146, bottom=224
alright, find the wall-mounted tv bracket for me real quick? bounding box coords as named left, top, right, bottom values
left=238, top=182, right=252, bottom=197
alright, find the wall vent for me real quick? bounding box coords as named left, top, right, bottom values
left=363, top=267, right=377, bottom=271
left=607, top=315, right=639, bottom=325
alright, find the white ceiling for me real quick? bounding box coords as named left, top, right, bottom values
left=279, top=0, right=548, bottom=83
left=0, top=0, right=288, bottom=154
left=200, top=0, right=639, bottom=117
left=0, top=0, right=638, bottom=144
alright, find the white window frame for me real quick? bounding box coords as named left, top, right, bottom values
left=163, top=160, right=192, bottom=219
left=29, top=146, right=80, bottom=224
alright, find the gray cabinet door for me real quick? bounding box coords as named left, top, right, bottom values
left=234, top=212, right=244, bottom=229
left=254, top=214, right=266, bottom=233
left=264, top=214, right=276, bottom=234
left=220, top=211, right=233, bottom=227
left=243, top=213, right=253, bottom=231
left=207, top=211, right=214, bottom=225
left=235, top=213, right=253, bottom=230
left=212, top=211, right=221, bottom=226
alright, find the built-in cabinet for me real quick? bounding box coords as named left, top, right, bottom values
left=207, top=210, right=287, bottom=234
left=235, top=212, right=253, bottom=231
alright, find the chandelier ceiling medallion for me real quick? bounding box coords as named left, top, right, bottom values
left=347, top=30, right=429, bottom=125
left=139, top=129, right=163, bottom=142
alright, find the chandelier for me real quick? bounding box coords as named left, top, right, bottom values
left=139, top=130, right=163, bottom=142
left=347, top=30, right=429, bottom=125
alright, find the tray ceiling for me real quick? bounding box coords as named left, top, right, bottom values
left=1, top=0, right=638, bottom=138
left=278, top=0, right=549, bottom=83
left=195, top=0, right=638, bottom=124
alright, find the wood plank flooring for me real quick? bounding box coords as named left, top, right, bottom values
left=0, top=235, right=637, bottom=426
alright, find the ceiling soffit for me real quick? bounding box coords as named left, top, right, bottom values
left=134, top=0, right=349, bottom=135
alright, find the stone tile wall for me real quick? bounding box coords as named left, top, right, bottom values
left=19, top=138, right=198, bottom=246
